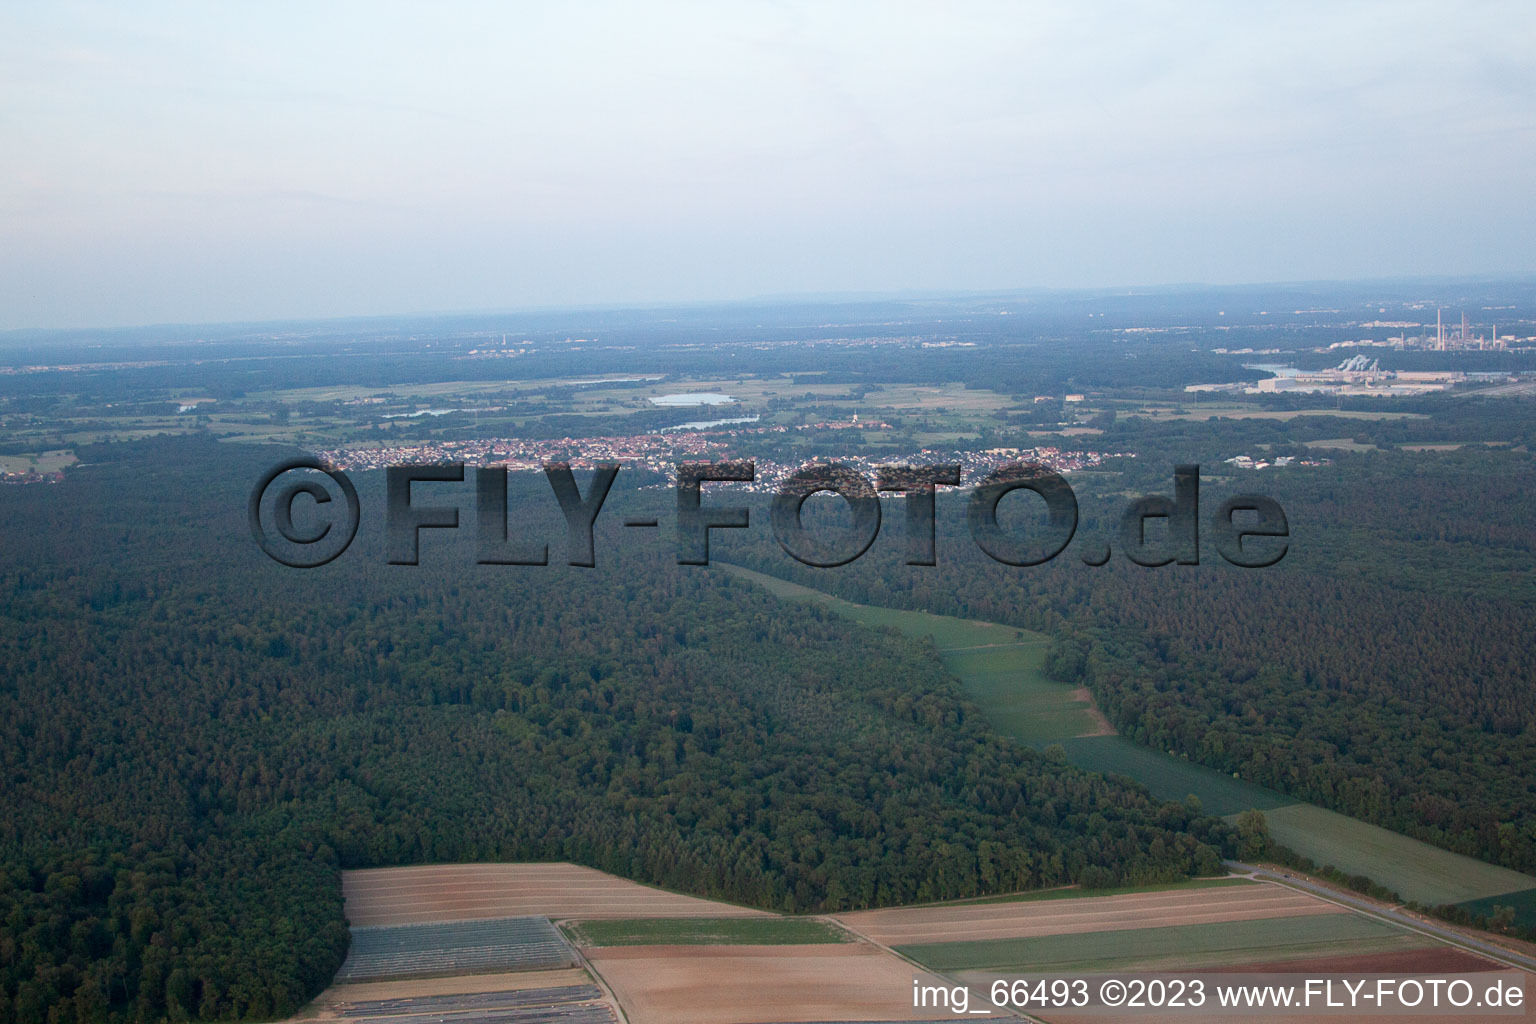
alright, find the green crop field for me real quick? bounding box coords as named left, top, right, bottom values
left=0, top=450, right=77, bottom=474
left=898, top=914, right=1415, bottom=974
left=560, top=917, right=850, bottom=947
left=1061, top=736, right=1295, bottom=817
left=723, top=565, right=1536, bottom=913
left=1457, top=887, right=1536, bottom=931
left=1257, top=804, right=1536, bottom=907
left=942, top=645, right=1102, bottom=744
left=719, top=564, right=1096, bottom=744
left=833, top=603, right=1013, bottom=651
left=718, top=564, right=1018, bottom=651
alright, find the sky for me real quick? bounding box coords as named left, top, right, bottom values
left=2, top=0, right=1534, bottom=329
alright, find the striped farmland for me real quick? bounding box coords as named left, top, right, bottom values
left=274, top=970, right=616, bottom=1023
left=336, top=917, right=577, bottom=983
left=333, top=985, right=604, bottom=1017
left=345, top=1001, right=613, bottom=1024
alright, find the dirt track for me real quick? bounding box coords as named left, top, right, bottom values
left=836, top=883, right=1343, bottom=944
left=342, top=862, right=769, bottom=926
left=1069, top=686, right=1118, bottom=736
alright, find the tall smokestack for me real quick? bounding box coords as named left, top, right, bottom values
left=1437, top=309, right=1443, bottom=350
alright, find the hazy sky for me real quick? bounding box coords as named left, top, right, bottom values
left=3, top=1, right=1534, bottom=328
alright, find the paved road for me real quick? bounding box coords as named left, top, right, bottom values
left=1225, top=861, right=1536, bottom=973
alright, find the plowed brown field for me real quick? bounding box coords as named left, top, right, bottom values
left=342, top=862, right=770, bottom=926
left=585, top=943, right=955, bottom=1024
left=837, top=882, right=1341, bottom=945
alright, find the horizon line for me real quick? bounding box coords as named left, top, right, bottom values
left=6, top=270, right=1536, bottom=338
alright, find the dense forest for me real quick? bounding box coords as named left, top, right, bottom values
left=0, top=438, right=1233, bottom=1023
left=729, top=441, right=1536, bottom=875
left=3, top=286, right=1533, bottom=1021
